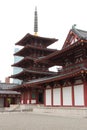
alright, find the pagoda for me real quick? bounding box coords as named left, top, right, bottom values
left=10, top=7, right=58, bottom=104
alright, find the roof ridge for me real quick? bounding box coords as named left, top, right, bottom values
left=72, top=26, right=87, bottom=39
left=77, top=28, right=87, bottom=33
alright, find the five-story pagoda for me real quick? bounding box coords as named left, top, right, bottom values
left=10, top=7, right=58, bottom=104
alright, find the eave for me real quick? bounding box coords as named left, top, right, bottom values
left=0, top=90, right=21, bottom=95
left=10, top=69, right=57, bottom=80
left=12, top=57, right=35, bottom=68
left=14, top=44, right=57, bottom=57
left=12, top=56, right=55, bottom=68
left=15, top=33, right=58, bottom=47
left=13, top=67, right=87, bottom=89
left=26, top=67, right=87, bottom=86
left=36, top=39, right=87, bottom=63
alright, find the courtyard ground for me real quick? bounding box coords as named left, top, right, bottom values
left=0, top=111, right=87, bottom=130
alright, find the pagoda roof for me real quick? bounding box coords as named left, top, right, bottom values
left=12, top=56, right=35, bottom=68
left=10, top=69, right=57, bottom=80
left=13, top=67, right=87, bottom=89
left=15, top=33, right=58, bottom=47
left=14, top=44, right=57, bottom=57
left=12, top=56, right=53, bottom=68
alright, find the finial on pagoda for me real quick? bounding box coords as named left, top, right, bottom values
left=34, top=6, right=38, bottom=36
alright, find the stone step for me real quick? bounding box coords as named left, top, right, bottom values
left=33, top=107, right=87, bottom=118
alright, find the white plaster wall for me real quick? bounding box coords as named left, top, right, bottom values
left=63, top=86, right=72, bottom=105
left=27, top=100, right=29, bottom=104
left=74, top=84, right=84, bottom=106
left=31, top=99, right=36, bottom=104
left=45, top=89, right=51, bottom=106
left=53, top=88, right=61, bottom=105
left=21, top=100, right=23, bottom=104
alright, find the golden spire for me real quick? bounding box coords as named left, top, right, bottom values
left=34, top=6, right=38, bottom=36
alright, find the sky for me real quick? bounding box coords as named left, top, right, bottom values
left=0, top=0, right=87, bottom=82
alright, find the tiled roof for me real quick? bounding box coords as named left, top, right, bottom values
left=0, top=90, right=20, bottom=95
left=15, top=33, right=58, bottom=47
left=14, top=67, right=87, bottom=89
left=72, top=27, right=87, bottom=40
left=0, top=83, right=17, bottom=90
left=27, top=67, right=86, bottom=84
left=0, top=83, right=20, bottom=95
left=23, top=68, right=57, bottom=75
left=10, top=68, right=57, bottom=79
left=35, top=40, right=81, bottom=63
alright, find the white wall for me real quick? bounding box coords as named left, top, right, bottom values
left=21, top=100, right=23, bottom=104
left=31, top=99, right=36, bottom=104
left=45, top=89, right=51, bottom=106
left=27, top=100, right=29, bottom=104
left=74, top=85, right=84, bottom=106
left=53, top=88, right=61, bottom=105
left=63, top=86, right=72, bottom=106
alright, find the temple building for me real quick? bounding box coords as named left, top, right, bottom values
left=10, top=8, right=87, bottom=107
left=0, top=82, right=20, bottom=107
left=10, top=8, right=58, bottom=104
left=34, top=25, right=87, bottom=107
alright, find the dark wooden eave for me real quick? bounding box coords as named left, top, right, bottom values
left=35, top=39, right=87, bottom=65
left=15, top=33, right=58, bottom=47
left=10, top=69, right=57, bottom=80
left=12, top=57, right=35, bottom=68
left=12, top=67, right=87, bottom=89
left=14, top=44, right=57, bottom=57
left=12, top=56, right=54, bottom=68
left=0, top=90, right=21, bottom=95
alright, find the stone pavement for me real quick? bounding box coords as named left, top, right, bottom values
left=0, top=111, right=87, bottom=130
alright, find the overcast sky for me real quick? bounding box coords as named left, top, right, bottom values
left=0, top=0, right=87, bottom=82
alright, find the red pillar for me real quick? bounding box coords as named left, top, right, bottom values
left=72, top=85, right=74, bottom=106
left=4, top=97, right=9, bottom=107
left=23, top=92, right=25, bottom=104
left=36, top=89, right=38, bottom=104
left=24, top=91, right=26, bottom=104
left=61, top=86, right=63, bottom=106
left=4, top=97, right=7, bottom=107
left=51, top=87, right=53, bottom=107
left=21, top=92, right=24, bottom=104
left=29, top=89, right=31, bottom=104
left=27, top=89, right=30, bottom=104
left=84, top=81, right=87, bottom=106
left=44, top=89, right=46, bottom=106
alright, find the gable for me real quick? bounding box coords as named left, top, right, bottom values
left=62, top=30, right=79, bottom=49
